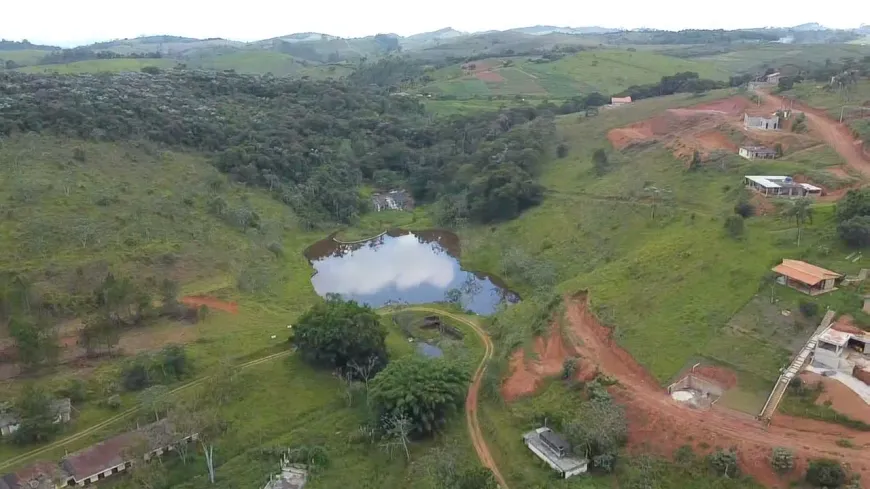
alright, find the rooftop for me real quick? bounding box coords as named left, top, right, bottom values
left=541, top=429, right=572, bottom=452
left=819, top=327, right=853, bottom=347
left=741, top=146, right=777, bottom=154
left=611, top=96, right=632, bottom=104
left=745, top=175, right=795, bottom=188
left=772, top=259, right=841, bottom=286
left=523, top=427, right=587, bottom=474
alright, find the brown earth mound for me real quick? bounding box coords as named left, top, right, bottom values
left=801, top=371, right=870, bottom=425
left=502, top=320, right=575, bottom=401
left=563, top=292, right=870, bottom=488
left=181, top=296, right=238, bottom=314
left=475, top=71, right=505, bottom=83
left=831, top=315, right=867, bottom=335
left=692, top=365, right=738, bottom=389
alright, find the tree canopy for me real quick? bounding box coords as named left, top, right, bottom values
left=369, top=356, right=469, bottom=437
left=292, top=296, right=388, bottom=374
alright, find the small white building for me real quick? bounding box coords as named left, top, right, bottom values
left=814, top=326, right=870, bottom=372
left=744, top=113, right=781, bottom=130
left=522, top=427, right=588, bottom=479
left=766, top=72, right=782, bottom=84
left=744, top=176, right=821, bottom=198
left=611, top=96, right=632, bottom=106
left=739, top=146, right=778, bottom=160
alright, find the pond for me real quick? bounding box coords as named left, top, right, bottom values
left=416, top=342, right=444, bottom=358
left=304, top=229, right=519, bottom=315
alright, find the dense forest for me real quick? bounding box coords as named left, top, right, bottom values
left=0, top=70, right=556, bottom=226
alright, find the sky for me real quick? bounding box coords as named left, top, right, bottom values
left=3, top=0, right=869, bottom=46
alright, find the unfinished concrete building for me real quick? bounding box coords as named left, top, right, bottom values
left=744, top=113, right=780, bottom=130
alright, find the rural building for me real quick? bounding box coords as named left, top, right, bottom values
left=744, top=176, right=821, bottom=198
left=738, top=146, right=777, bottom=160
left=744, top=113, right=780, bottom=130
left=0, top=398, right=72, bottom=438
left=0, top=462, right=63, bottom=489
left=371, top=190, right=413, bottom=212
left=263, top=454, right=308, bottom=489
left=813, top=326, right=870, bottom=374
left=61, top=420, right=197, bottom=487
left=765, top=72, right=782, bottom=84
left=611, top=96, right=632, bottom=106
left=522, top=427, right=588, bottom=479
left=772, top=259, right=842, bottom=296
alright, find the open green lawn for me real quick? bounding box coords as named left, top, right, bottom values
left=423, top=50, right=731, bottom=99
left=785, top=80, right=870, bottom=151
left=18, top=58, right=179, bottom=74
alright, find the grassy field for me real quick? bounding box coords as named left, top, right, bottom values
left=697, top=44, right=870, bottom=74
left=785, top=80, right=870, bottom=149
left=185, top=50, right=353, bottom=78
left=423, top=50, right=731, bottom=98
left=0, top=49, right=53, bottom=67
left=18, top=58, right=179, bottom=74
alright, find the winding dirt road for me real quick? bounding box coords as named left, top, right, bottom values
left=401, top=307, right=508, bottom=489
left=564, top=294, right=870, bottom=487
left=760, top=91, right=870, bottom=177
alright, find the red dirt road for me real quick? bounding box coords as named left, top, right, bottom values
left=761, top=91, right=870, bottom=177
left=180, top=296, right=238, bottom=314
left=564, top=293, right=870, bottom=488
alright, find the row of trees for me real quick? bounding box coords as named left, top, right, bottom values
left=0, top=70, right=557, bottom=226
left=36, top=48, right=163, bottom=65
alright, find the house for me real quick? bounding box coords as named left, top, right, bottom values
left=813, top=325, right=870, bottom=373
left=0, top=462, right=63, bottom=489
left=739, top=146, right=778, bottom=160
left=263, top=454, right=308, bottom=489
left=61, top=420, right=197, bottom=487
left=766, top=72, right=782, bottom=84
left=522, top=427, right=588, bottom=479
left=611, top=96, right=632, bottom=106
left=744, top=176, right=821, bottom=198
left=744, top=113, right=780, bottom=130
left=0, top=398, right=72, bottom=438
left=371, top=190, right=414, bottom=212
left=772, top=259, right=842, bottom=296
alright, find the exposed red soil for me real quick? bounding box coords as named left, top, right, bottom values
left=801, top=371, right=870, bottom=425
left=501, top=320, right=575, bottom=401
left=474, top=70, right=505, bottom=83
left=832, top=315, right=867, bottom=335
left=750, top=193, right=777, bottom=216
left=761, top=91, right=870, bottom=178
left=180, top=296, right=238, bottom=314
left=563, top=292, right=870, bottom=488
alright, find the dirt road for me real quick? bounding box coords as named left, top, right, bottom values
left=0, top=350, right=291, bottom=472
left=760, top=91, right=870, bottom=177
left=564, top=294, right=870, bottom=487
left=400, top=307, right=509, bottom=489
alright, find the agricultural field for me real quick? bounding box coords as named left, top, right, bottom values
left=423, top=50, right=731, bottom=98
left=185, top=50, right=353, bottom=78
left=0, top=49, right=53, bottom=67
left=696, top=44, right=870, bottom=74
left=17, top=58, right=178, bottom=74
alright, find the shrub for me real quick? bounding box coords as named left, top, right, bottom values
left=799, top=300, right=819, bottom=318
left=734, top=201, right=755, bottom=218
left=838, top=216, right=870, bottom=247
left=708, top=448, right=738, bottom=477
left=724, top=215, right=744, bottom=238
left=770, top=447, right=794, bottom=473
left=674, top=445, right=696, bottom=465
left=556, top=143, right=569, bottom=158
left=562, top=357, right=578, bottom=379
left=806, top=459, right=846, bottom=487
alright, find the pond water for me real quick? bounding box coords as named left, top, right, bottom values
left=304, top=229, right=519, bottom=315
left=416, top=342, right=444, bottom=358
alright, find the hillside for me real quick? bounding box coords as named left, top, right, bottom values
left=423, top=50, right=731, bottom=98
left=17, top=58, right=178, bottom=73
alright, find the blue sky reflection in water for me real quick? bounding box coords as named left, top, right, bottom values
left=306, top=230, right=518, bottom=315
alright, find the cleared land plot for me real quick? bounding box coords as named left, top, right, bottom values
left=697, top=44, right=870, bottom=74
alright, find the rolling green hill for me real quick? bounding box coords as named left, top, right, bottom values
left=0, top=49, right=54, bottom=68
left=696, top=43, right=870, bottom=74
left=184, top=50, right=353, bottom=77
left=423, top=50, right=731, bottom=98
left=18, top=58, right=178, bottom=73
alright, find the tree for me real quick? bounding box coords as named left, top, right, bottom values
left=708, top=448, right=738, bottom=478
left=369, top=356, right=469, bottom=437
left=688, top=150, right=701, bottom=171
left=562, top=357, right=578, bottom=379
left=379, top=414, right=413, bottom=461
left=838, top=216, right=870, bottom=247
left=806, top=459, right=846, bottom=487
left=592, top=149, right=609, bottom=176
left=12, top=385, right=61, bottom=445
left=774, top=143, right=784, bottom=158
left=137, top=385, right=169, bottom=422
left=734, top=201, right=755, bottom=218
left=556, top=142, right=569, bottom=158
left=724, top=215, right=744, bottom=239
left=8, top=315, right=58, bottom=368
left=565, top=398, right=628, bottom=472
left=293, top=297, right=388, bottom=375
left=171, top=399, right=226, bottom=484
left=782, top=198, right=813, bottom=246
left=770, top=447, right=795, bottom=474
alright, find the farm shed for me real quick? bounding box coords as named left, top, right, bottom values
left=744, top=113, right=780, bottom=130
left=738, top=146, right=777, bottom=160
left=772, top=259, right=841, bottom=296
left=611, top=96, right=632, bottom=106
left=522, top=427, right=587, bottom=479
left=744, top=176, right=821, bottom=198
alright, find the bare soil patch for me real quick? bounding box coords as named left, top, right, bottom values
left=502, top=320, right=575, bottom=401
left=181, top=296, right=238, bottom=314
left=692, top=365, right=738, bottom=389
left=801, top=371, right=870, bottom=425
left=563, top=292, right=870, bottom=487
left=475, top=70, right=505, bottom=83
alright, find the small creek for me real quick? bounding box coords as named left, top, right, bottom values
left=304, top=229, right=519, bottom=316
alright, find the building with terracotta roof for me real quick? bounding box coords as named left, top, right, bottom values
left=772, top=259, right=842, bottom=296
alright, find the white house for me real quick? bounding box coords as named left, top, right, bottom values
left=744, top=176, right=821, bottom=198
left=814, top=326, right=870, bottom=372
left=739, top=146, right=778, bottom=160
left=744, top=113, right=780, bottom=130
left=611, top=96, right=632, bottom=106
left=522, top=427, right=588, bottom=479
